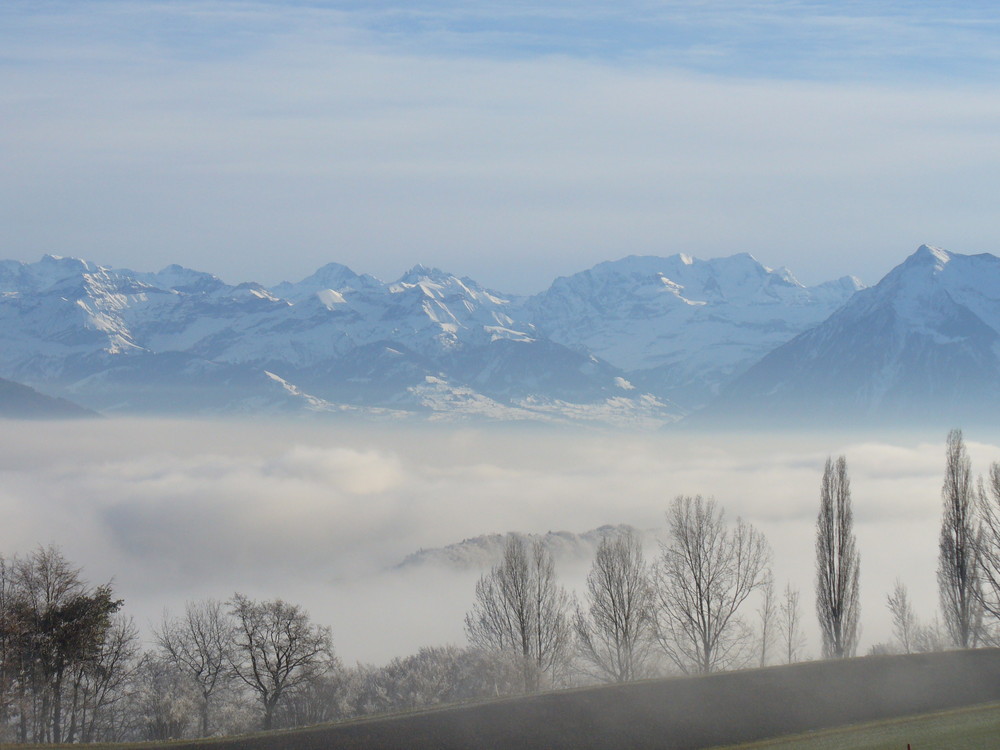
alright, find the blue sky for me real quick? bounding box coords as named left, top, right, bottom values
left=3, top=0, right=1000, bottom=291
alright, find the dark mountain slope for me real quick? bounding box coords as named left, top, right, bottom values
left=0, top=377, right=95, bottom=418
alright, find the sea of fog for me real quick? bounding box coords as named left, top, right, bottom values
left=2, top=418, right=995, bottom=665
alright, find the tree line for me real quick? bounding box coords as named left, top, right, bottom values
left=1, top=428, right=996, bottom=742
left=0, top=549, right=541, bottom=742
left=457, top=428, right=1000, bottom=687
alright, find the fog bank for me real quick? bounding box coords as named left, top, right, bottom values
left=0, top=418, right=990, bottom=663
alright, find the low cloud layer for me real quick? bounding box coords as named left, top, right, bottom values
left=1, top=419, right=994, bottom=662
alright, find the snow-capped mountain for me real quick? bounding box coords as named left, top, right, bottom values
left=0, top=255, right=679, bottom=424
left=524, top=254, right=864, bottom=408
left=699, top=245, right=1000, bottom=426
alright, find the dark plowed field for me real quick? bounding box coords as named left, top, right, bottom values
left=143, top=649, right=1000, bottom=750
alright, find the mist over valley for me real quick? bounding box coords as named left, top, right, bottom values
left=0, top=417, right=981, bottom=664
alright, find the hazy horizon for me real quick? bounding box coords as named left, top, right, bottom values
left=4, top=2, right=1000, bottom=293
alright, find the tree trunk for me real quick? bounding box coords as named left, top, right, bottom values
left=201, top=693, right=210, bottom=737
left=65, top=676, right=80, bottom=743
left=263, top=698, right=276, bottom=731
left=52, top=668, right=64, bottom=744
left=17, top=681, right=27, bottom=743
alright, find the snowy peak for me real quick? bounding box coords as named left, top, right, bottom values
left=525, top=252, right=864, bottom=407
left=532, top=252, right=820, bottom=316
left=702, top=245, right=1000, bottom=426
left=270, top=262, right=382, bottom=301
left=908, top=243, right=952, bottom=268
left=0, top=255, right=94, bottom=293
left=855, top=246, right=1000, bottom=334
left=396, top=263, right=447, bottom=284
left=389, top=265, right=504, bottom=303
left=0, top=248, right=873, bottom=425
left=893, top=244, right=996, bottom=283
left=128, top=264, right=225, bottom=294
left=811, top=274, right=866, bottom=295
left=37, top=254, right=93, bottom=278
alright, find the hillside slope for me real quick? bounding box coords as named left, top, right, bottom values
left=0, top=376, right=95, bottom=419
left=145, top=649, right=1000, bottom=750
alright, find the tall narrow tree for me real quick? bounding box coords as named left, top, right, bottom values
left=778, top=583, right=806, bottom=664
left=756, top=572, right=777, bottom=667
left=815, top=456, right=860, bottom=658
left=937, top=428, right=983, bottom=648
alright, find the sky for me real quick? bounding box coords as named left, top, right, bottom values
left=2, top=1, right=1000, bottom=292
left=1, top=418, right=994, bottom=664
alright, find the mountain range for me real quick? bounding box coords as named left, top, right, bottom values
left=0, top=244, right=996, bottom=427
left=701, top=245, right=1000, bottom=427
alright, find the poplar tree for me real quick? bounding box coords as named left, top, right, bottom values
left=815, top=456, right=860, bottom=658
left=937, top=429, right=983, bottom=648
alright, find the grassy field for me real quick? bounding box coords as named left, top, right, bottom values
left=710, top=701, right=1000, bottom=750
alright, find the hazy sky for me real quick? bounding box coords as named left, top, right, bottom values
left=1, top=418, right=994, bottom=664
left=3, top=1, right=1000, bottom=292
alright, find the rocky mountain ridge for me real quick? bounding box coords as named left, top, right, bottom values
left=524, top=253, right=863, bottom=407
left=0, top=250, right=861, bottom=425
left=699, top=245, right=1000, bottom=426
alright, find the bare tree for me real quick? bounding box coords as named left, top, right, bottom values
left=815, top=456, right=860, bottom=658
left=228, top=594, right=335, bottom=731
left=156, top=599, right=235, bottom=737
left=756, top=572, right=777, bottom=667
left=651, top=495, right=771, bottom=674
left=464, top=535, right=571, bottom=691
left=938, top=429, right=983, bottom=648
left=975, top=460, right=1000, bottom=631
left=0, top=556, right=14, bottom=735
left=128, top=655, right=198, bottom=741
left=339, top=645, right=524, bottom=719
left=68, top=614, right=142, bottom=743
left=912, top=614, right=948, bottom=653
left=777, top=583, right=805, bottom=664
left=886, top=579, right=917, bottom=655
left=573, top=529, right=654, bottom=683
